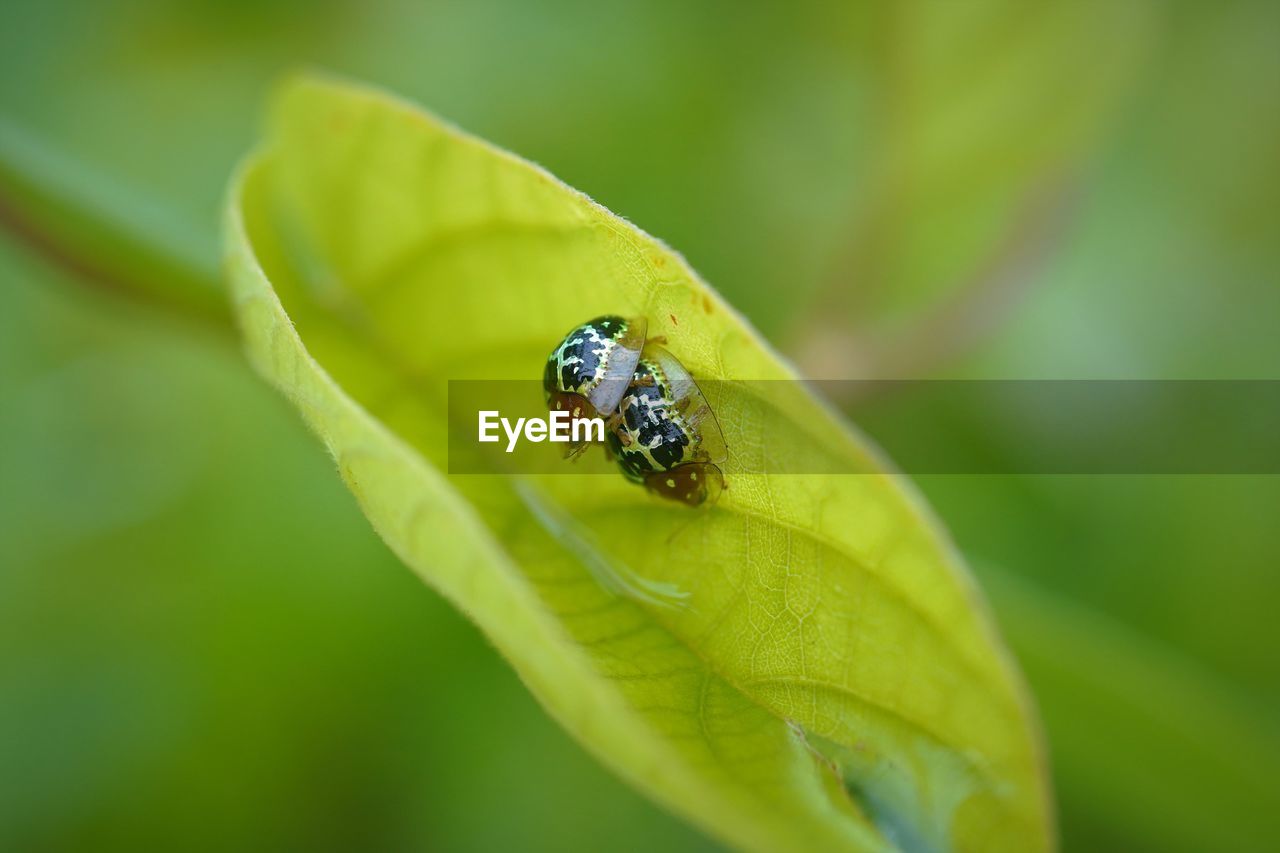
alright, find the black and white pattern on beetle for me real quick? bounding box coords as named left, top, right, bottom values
left=554, top=318, right=617, bottom=393
left=609, top=357, right=695, bottom=480
left=543, top=315, right=646, bottom=420
left=606, top=345, right=727, bottom=507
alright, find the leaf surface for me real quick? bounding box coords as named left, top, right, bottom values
left=224, top=74, right=1051, bottom=852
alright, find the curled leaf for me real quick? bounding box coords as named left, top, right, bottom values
left=224, top=73, right=1052, bottom=852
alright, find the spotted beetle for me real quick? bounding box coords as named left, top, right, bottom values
left=544, top=315, right=647, bottom=453
left=606, top=345, right=727, bottom=507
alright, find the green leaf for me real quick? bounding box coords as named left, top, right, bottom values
left=224, top=73, right=1051, bottom=852
left=0, top=118, right=226, bottom=326
left=982, top=564, right=1280, bottom=852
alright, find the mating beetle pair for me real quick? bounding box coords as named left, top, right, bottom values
left=543, top=316, right=727, bottom=506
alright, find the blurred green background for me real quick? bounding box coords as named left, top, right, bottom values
left=1, top=1, right=1277, bottom=850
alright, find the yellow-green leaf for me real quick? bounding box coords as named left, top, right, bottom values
left=223, top=73, right=1052, bottom=852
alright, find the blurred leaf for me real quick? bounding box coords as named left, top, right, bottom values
left=0, top=0, right=865, bottom=341
left=961, top=1, right=1280, bottom=380
left=0, top=118, right=225, bottom=325
left=982, top=564, right=1280, bottom=852
left=224, top=74, right=1051, bottom=852
left=798, top=0, right=1153, bottom=377
left=0, top=236, right=714, bottom=853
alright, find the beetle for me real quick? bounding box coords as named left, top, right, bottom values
left=543, top=315, right=647, bottom=422
left=606, top=344, right=727, bottom=507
